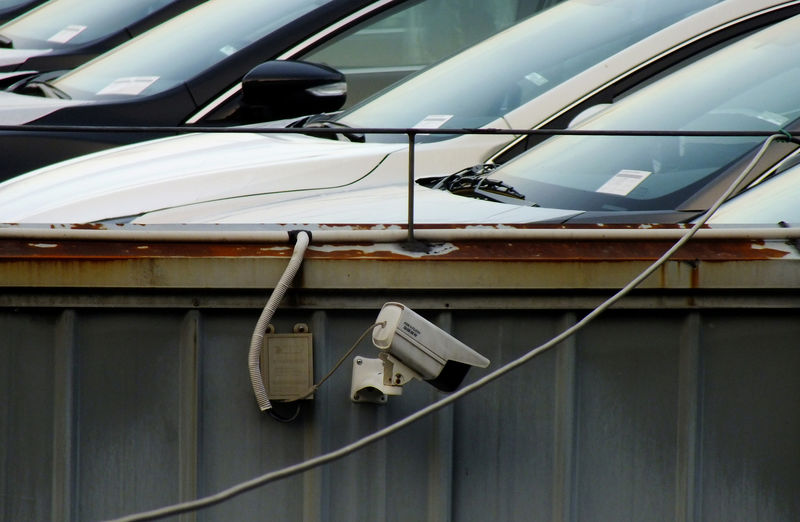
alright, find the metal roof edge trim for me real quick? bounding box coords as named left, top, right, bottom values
left=1, top=225, right=800, bottom=243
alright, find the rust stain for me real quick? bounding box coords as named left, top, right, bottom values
left=689, top=261, right=701, bottom=289
left=67, top=223, right=108, bottom=230
left=1, top=240, right=293, bottom=260
left=0, top=238, right=789, bottom=263
left=0, top=225, right=792, bottom=261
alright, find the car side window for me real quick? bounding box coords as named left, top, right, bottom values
left=301, top=0, right=561, bottom=108
left=199, top=0, right=561, bottom=123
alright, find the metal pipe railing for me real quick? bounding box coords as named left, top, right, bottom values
left=1, top=225, right=799, bottom=243
left=0, top=123, right=797, bottom=244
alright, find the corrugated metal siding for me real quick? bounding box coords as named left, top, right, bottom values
left=3, top=306, right=798, bottom=521
left=1, top=235, right=799, bottom=521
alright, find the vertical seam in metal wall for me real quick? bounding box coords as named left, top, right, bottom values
left=430, top=311, right=455, bottom=522
left=1, top=314, right=9, bottom=522
left=304, top=310, right=328, bottom=522
left=675, top=312, right=701, bottom=522
left=552, top=312, right=577, bottom=522
left=52, top=309, right=76, bottom=522
left=178, top=310, right=200, bottom=522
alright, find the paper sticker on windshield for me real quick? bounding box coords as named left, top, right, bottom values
left=414, top=115, right=453, bottom=129
left=525, top=72, right=548, bottom=86
left=596, top=169, right=651, bottom=196
left=219, top=45, right=238, bottom=56
left=97, top=77, right=159, bottom=96
left=47, top=24, right=87, bottom=44
left=757, top=110, right=789, bottom=126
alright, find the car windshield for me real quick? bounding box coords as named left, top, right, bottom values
left=1, top=0, right=37, bottom=9
left=483, top=14, right=800, bottom=213
left=0, top=0, right=180, bottom=49
left=50, top=0, right=333, bottom=100
left=336, top=0, right=723, bottom=142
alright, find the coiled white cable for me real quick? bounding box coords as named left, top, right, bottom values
left=248, top=230, right=310, bottom=411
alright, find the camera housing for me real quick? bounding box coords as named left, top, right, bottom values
left=351, top=303, right=490, bottom=403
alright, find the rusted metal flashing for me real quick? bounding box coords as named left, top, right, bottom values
left=0, top=234, right=796, bottom=291
left=0, top=234, right=792, bottom=261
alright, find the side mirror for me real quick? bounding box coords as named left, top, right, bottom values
left=241, top=60, right=347, bottom=120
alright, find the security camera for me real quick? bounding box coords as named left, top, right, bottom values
left=351, top=302, right=489, bottom=403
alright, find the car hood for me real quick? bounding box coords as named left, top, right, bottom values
left=131, top=182, right=584, bottom=224
left=0, top=131, right=413, bottom=223
left=0, top=89, right=91, bottom=124
left=0, top=47, right=51, bottom=69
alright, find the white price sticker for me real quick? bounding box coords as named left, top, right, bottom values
left=48, top=25, right=87, bottom=44
left=219, top=45, right=238, bottom=56
left=96, top=76, right=159, bottom=96
left=525, top=72, right=548, bottom=86
left=596, top=169, right=651, bottom=196
left=413, top=114, right=453, bottom=129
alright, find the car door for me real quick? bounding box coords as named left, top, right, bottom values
left=191, top=0, right=563, bottom=124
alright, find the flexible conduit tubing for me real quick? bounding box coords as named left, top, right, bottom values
left=248, top=231, right=310, bottom=411
left=1, top=227, right=800, bottom=243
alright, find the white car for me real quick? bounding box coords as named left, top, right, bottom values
left=706, top=161, right=800, bottom=226
left=147, top=13, right=800, bottom=226
left=2, top=0, right=800, bottom=224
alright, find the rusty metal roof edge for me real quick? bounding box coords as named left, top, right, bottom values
left=2, top=223, right=800, bottom=243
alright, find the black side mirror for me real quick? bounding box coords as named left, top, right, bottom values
left=241, top=60, right=347, bottom=120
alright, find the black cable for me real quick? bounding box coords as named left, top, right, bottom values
left=267, top=404, right=302, bottom=423
left=0, top=123, right=797, bottom=140
left=279, top=321, right=386, bottom=404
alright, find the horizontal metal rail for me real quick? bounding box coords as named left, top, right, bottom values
left=0, top=124, right=796, bottom=138
left=1, top=124, right=797, bottom=243
left=1, top=225, right=799, bottom=243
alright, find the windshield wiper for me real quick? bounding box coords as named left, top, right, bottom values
left=0, top=35, right=12, bottom=49
left=30, top=80, right=70, bottom=99
left=419, top=163, right=534, bottom=206
left=15, top=79, right=70, bottom=99
left=297, top=113, right=364, bottom=143
left=8, top=70, right=71, bottom=98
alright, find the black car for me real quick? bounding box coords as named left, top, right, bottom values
left=0, top=0, right=562, bottom=180
left=0, top=0, right=206, bottom=73
left=0, top=0, right=46, bottom=25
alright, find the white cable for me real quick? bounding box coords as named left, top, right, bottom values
left=106, top=135, right=785, bottom=522
left=248, top=231, right=310, bottom=411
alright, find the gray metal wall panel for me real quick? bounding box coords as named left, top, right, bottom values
left=198, top=310, right=307, bottom=521
left=450, top=312, right=562, bottom=521
left=73, top=311, right=183, bottom=521
left=698, top=312, right=800, bottom=522
left=1, top=312, right=56, bottom=522
left=1, top=305, right=798, bottom=521
left=574, top=314, right=682, bottom=521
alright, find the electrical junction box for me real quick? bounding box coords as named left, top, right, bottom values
left=260, top=324, right=314, bottom=401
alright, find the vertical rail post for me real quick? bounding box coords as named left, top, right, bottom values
left=403, top=130, right=430, bottom=252
left=407, top=130, right=417, bottom=243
